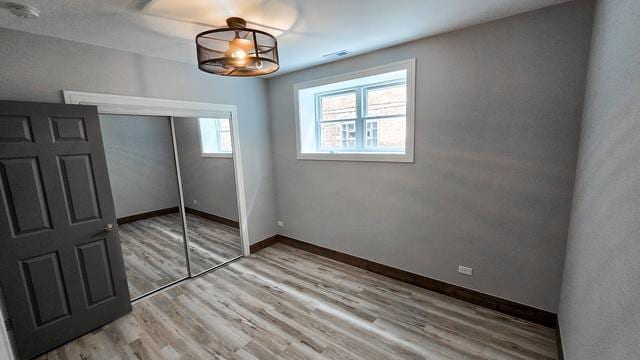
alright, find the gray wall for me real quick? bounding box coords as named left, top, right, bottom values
left=100, top=114, right=180, bottom=218
left=267, top=1, right=593, bottom=312
left=174, top=117, right=239, bottom=221
left=0, top=27, right=277, bottom=243
left=558, top=0, right=640, bottom=358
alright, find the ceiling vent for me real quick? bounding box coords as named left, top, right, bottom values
left=322, top=50, right=350, bottom=58
left=6, top=3, right=40, bottom=19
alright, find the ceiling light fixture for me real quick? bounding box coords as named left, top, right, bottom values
left=195, top=17, right=279, bottom=77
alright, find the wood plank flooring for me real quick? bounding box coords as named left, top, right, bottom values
left=39, top=243, right=557, bottom=359
left=185, top=213, right=243, bottom=273
left=119, top=213, right=242, bottom=298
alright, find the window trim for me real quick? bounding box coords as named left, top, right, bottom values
left=198, top=117, right=233, bottom=158
left=293, top=59, right=415, bottom=163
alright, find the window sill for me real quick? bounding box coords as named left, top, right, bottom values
left=201, top=153, right=233, bottom=158
left=297, top=152, right=413, bottom=163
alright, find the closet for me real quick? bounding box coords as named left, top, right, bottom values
left=100, top=113, right=243, bottom=300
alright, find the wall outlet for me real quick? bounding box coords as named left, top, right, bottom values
left=193, top=199, right=198, bottom=204
left=277, top=220, right=284, bottom=227
left=458, top=265, right=473, bottom=276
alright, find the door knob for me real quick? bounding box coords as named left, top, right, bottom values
left=104, top=223, right=114, bottom=232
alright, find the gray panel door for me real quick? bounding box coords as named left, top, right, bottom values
left=0, top=101, right=131, bottom=359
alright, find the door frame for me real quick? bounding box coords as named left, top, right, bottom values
left=63, top=91, right=250, bottom=258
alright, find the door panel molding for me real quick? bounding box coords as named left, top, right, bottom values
left=0, top=115, right=33, bottom=143
left=75, top=238, right=116, bottom=307
left=20, top=251, right=71, bottom=328
left=50, top=116, right=88, bottom=142
left=57, top=154, right=102, bottom=224
left=0, top=157, right=52, bottom=236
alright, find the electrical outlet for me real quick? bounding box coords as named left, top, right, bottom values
left=193, top=199, right=198, bottom=204
left=458, top=265, right=473, bottom=276
left=277, top=220, right=284, bottom=227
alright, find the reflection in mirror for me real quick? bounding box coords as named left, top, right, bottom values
left=173, top=116, right=243, bottom=275
left=99, top=114, right=188, bottom=299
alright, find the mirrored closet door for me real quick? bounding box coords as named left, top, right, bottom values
left=173, top=115, right=243, bottom=275
left=100, top=114, right=189, bottom=300
left=99, top=112, right=243, bottom=301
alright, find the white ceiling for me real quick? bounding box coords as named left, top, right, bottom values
left=0, top=0, right=572, bottom=76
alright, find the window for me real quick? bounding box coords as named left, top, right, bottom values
left=316, top=83, right=407, bottom=152
left=199, top=117, right=232, bottom=157
left=295, top=59, right=415, bottom=162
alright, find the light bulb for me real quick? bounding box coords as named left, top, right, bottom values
left=224, top=36, right=253, bottom=67
left=231, top=50, right=247, bottom=59
left=226, top=38, right=252, bottom=57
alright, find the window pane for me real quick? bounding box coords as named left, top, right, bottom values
left=366, top=85, right=406, bottom=117
left=320, top=120, right=356, bottom=148
left=372, top=117, right=405, bottom=149
left=199, top=117, right=232, bottom=154
left=219, top=131, right=232, bottom=152
left=217, top=118, right=231, bottom=132
left=216, top=118, right=232, bottom=153
left=341, top=122, right=356, bottom=148
left=199, top=118, right=217, bottom=153
left=366, top=120, right=378, bottom=148
left=321, top=92, right=356, bottom=121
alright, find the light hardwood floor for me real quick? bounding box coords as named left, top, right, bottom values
left=39, top=242, right=557, bottom=359
left=119, top=213, right=242, bottom=298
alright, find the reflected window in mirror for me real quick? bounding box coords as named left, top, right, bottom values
left=199, top=117, right=232, bottom=157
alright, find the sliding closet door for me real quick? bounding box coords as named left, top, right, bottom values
left=173, top=116, right=243, bottom=274
left=99, top=114, right=188, bottom=299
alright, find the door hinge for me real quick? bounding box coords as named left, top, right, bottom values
left=4, top=318, right=12, bottom=332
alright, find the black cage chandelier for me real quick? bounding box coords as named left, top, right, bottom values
left=196, top=17, right=279, bottom=77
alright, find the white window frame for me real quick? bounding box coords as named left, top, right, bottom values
left=198, top=117, right=233, bottom=158
left=294, top=59, right=416, bottom=163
